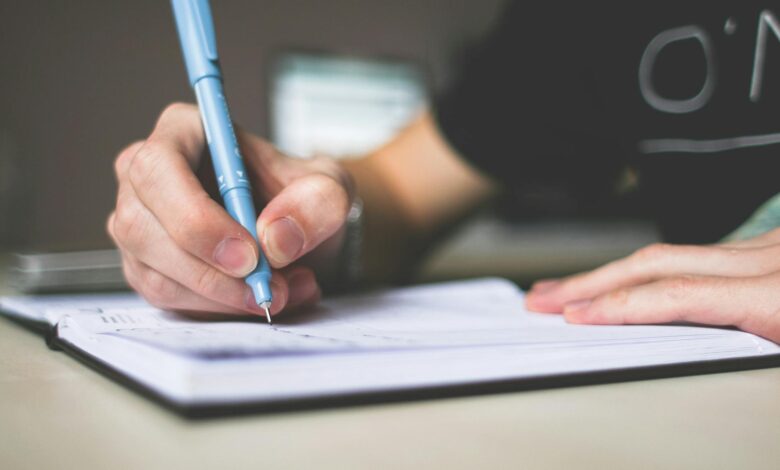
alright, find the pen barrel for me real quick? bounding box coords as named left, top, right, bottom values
left=194, top=77, right=250, bottom=196
left=195, top=77, right=274, bottom=292
left=223, top=188, right=260, bottom=240
left=172, top=0, right=272, bottom=306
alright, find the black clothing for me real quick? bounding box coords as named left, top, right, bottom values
left=436, top=2, right=780, bottom=243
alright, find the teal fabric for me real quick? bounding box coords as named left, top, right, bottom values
left=723, top=193, right=780, bottom=242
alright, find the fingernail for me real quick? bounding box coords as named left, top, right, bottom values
left=526, top=282, right=563, bottom=312
left=530, top=280, right=561, bottom=294
left=264, top=218, right=304, bottom=266
left=564, top=299, right=592, bottom=316
left=245, top=289, right=266, bottom=314
left=269, top=278, right=287, bottom=314
left=215, top=238, right=257, bottom=277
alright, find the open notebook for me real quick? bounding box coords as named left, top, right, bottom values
left=2, top=278, right=779, bottom=416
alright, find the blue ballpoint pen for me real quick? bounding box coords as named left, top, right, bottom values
left=171, top=0, right=273, bottom=323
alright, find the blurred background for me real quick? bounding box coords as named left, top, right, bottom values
left=0, top=0, right=657, bottom=291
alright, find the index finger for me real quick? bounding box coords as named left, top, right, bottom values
left=127, top=103, right=260, bottom=278
left=562, top=275, right=747, bottom=328
left=526, top=243, right=773, bottom=313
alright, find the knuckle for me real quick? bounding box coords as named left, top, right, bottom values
left=632, top=243, right=672, bottom=262
left=308, top=173, right=351, bottom=217
left=590, top=290, right=631, bottom=324
left=159, top=102, right=196, bottom=122
left=106, top=212, right=117, bottom=242
left=605, top=288, right=631, bottom=309
left=192, top=265, right=221, bottom=299
left=169, top=199, right=212, bottom=245
left=127, top=143, right=167, bottom=191
left=114, top=140, right=144, bottom=177
left=113, top=202, right=146, bottom=244
left=140, top=269, right=180, bottom=309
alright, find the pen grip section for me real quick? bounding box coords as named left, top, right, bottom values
left=223, top=188, right=260, bottom=241
left=224, top=187, right=273, bottom=296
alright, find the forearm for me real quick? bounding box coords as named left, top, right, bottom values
left=342, top=111, right=497, bottom=283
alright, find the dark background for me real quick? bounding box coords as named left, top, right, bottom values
left=0, top=0, right=506, bottom=252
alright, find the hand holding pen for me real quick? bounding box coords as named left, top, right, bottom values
left=107, top=0, right=355, bottom=319
left=107, top=105, right=354, bottom=318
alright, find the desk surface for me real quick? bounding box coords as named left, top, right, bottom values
left=1, top=271, right=779, bottom=469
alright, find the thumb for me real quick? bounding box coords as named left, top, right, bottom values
left=257, top=173, right=353, bottom=268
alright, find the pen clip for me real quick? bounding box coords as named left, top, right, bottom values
left=191, top=0, right=218, bottom=61
left=171, top=0, right=222, bottom=84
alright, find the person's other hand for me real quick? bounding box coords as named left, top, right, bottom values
left=525, top=229, right=780, bottom=343
left=108, top=103, right=354, bottom=318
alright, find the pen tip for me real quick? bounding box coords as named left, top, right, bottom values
left=260, top=302, right=272, bottom=325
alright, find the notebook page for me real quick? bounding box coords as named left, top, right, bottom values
left=0, top=293, right=145, bottom=325
left=59, top=278, right=773, bottom=359
left=48, top=278, right=780, bottom=404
